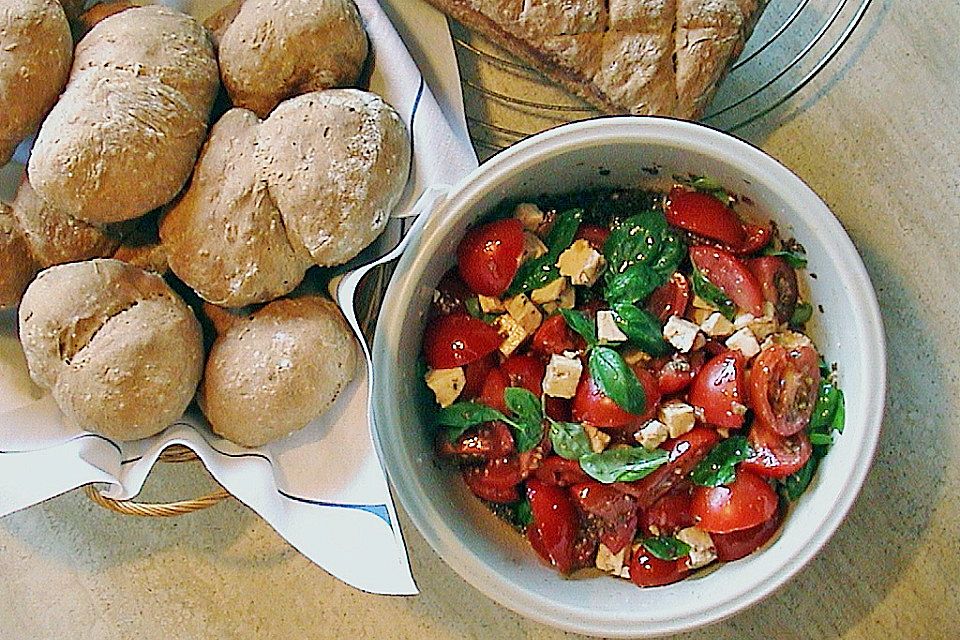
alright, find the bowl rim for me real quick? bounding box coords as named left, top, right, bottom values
left=372, top=116, right=886, bottom=637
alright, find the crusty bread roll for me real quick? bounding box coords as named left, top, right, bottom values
left=0, top=0, right=73, bottom=165
left=217, top=0, right=368, bottom=118
left=28, top=6, right=219, bottom=224
left=0, top=205, right=40, bottom=308
left=18, top=259, right=204, bottom=441
left=201, top=296, right=357, bottom=447
left=74, top=1, right=137, bottom=39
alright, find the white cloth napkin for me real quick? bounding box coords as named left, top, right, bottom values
left=0, top=0, right=478, bottom=596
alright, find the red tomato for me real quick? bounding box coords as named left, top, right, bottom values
left=737, top=222, right=773, bottom=255
left=478, top=368, right=508, bottom=413
left=616, top=427, right=720, bottom=510
left=457, top=218, right=525, bottom=297
left=630, top=548, right=689, bottom=588
left=526, top=479, right=580, bottom=573
left=666, top=187, right=746, bottom=248
left=746, top=256, right=799, bottom=323
left=570, top=482, right=639, bottom=554
left=655, top=352, right=704, bottom=395
left=641, top=484, right=695, bottom=535
left=438, top=421, right=515, bottom=460
left=534, top=455, right=593, bottom=486
left=713, top=507, right=783, bottom=561
left=544, top=396, right=572, bottom=422
left=741, top=420, right=812, bottom=478
left=531, top=313, right=584, bottom=355
left=572, top=366, right=660, bottom=429
left=462, top=456, right=524, bottom=503
left=462, top=353, right=497, bottom=399
left=691, top=470, right=779, bottom=534
left=646, top=272, right=691, bottom=322
left=750, top=343, right=821, bottom=436
left=423, top=313, right=502, bottom=369
left=575, top=224, right=611, bottom=249
left=689, top=351, right=748, bottom=429
left=500, top=354, right=546, bottom=396
left=689, top=246, right=765, bottom=316
left=431, top=268, right=473, bottom=317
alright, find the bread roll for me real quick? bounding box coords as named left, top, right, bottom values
left=0, top=205, right=40, bottom=308
left=18, top=259, right=204, bottom=441
left=27, top=6, right=219, bottom=224
left=218, top=0, right=368, bottom=117
left=0, top=0, right=72, bottom=165
left=201, top=296, right=357, bottom=447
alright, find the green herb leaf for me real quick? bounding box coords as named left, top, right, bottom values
left=809, top=432, right=834, bottom=446
left=589, top=346, right=646, bottom=415
left=579, top=446, right=669, bottom=483
left=611, top=304, right=671, bottom=357
left=548, top=421, right=593, bottom=460
left=790, top=302, right=814, bottom=327
left=604, top=263, right=661, bottom=305
left=641, top=536, right=692, bottom=561
left=782, top=456, right=819, bottom=501
left=650, top=229, right=686, bottom=279
left=691, top=436, right=752, bottom=487
left=603, top=212, right=667, bottom=278
left=464, top=297, right=482, bottom=319
left=508, top=208, right=583, bottom=295
left=503, top=387, right=544, bottom=453
left=691, top=267, right=736, bottom=321
left=690, top=175, right=731, bottom=204
left=831, top=388, right=846, bottom=433
left=435, top=402, right=508, bottom=442
left=559, top=308, right=597, bottom=348
left=809, top=379, right=841, bottom=433
left=762, top=247, right=808, bottom=269
left=513, top=498, right=533, bottom=528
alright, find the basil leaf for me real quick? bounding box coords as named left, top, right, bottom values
left=513, top=498, right=533, bottom=528
left=650, top=229, right=686, bottom=280
left=809, top=379, right=841, bottom=432
left=762, top=247, right=808, bottom=269
left=589, top=346, right=646, bottom=415
left=503, top=387, right=544, bottom=453
left=809, top=432, right=834, bottom=446
left=579, top=446, right=669, bottom=483
left=603, top=211, right=667, bottom=278
left=508, top=208, right=583, bottom=295
left=782, top=456, right=819, bottom=501
left=549, top=421, right=593, bottom=460
left=790, top=302, right=813, bottom=327
left=464, top=297, right=482, bottom=319
left=691, top=267, right=736, bottom=321
left=435, top=402, right=508, bottom=442
left=641, top=536, right=691, bottom=561
left=559, top=308, right=597, bottom=348
left=690, top=175, right=731, bottom=204
left=611, top=304, right=671, bottom=357
left=691, top=436, right=752, bottom=487
left=604, top=263, right=661, bottom=305
left=831, top=388, right=846, bottom=433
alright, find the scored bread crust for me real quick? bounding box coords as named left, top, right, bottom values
left=422, top=0, right=767, bottom=118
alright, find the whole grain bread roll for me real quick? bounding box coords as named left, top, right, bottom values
left=27, top=6, right=219, bottom=224
left=0, top=205, right=40, bottom=308
left=0, top=0, right=73, bottom=165
left=201, top=296, right=357, bottom=448
left=217, top=0, right=368, bottom=118
left=18, top=259, right=204, bottom=441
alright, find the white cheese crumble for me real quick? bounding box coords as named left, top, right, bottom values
left=557, top=238, right=606, bottom=286
left=543, top=352, right=582, bottom=399
left=595, top=543, right=627, bottom=575
left=636, top=419, right=669, bottom=450
left=596, top=309, right=628, bottom=343
left=659, top=401, right=697, bottom=438
left=424, top=367, right=466, bottom=408
left=530, top=277, right=568, bottom=305
left=676, top=526, right=717, bottom=570
left=725, top=327, right=761, bottom=358
left=478, top=295, right=505, bottom=314
left=583, top=424, right=611, bottom=453
left=663, top=315, right=701, bottom=353
left=700, top=311, right=735, bottom=337
left=521, top=231, right=548, bottom=263
left=494, top=314, right=527, bottom=356
left=505, top=293, right=542, bottom=334
left=514, top=202, right=544, bottom=231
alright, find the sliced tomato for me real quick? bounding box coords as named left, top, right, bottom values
left=572, top=366, right=660, bottom=429
left=645, top=272, right=691, bottom=322
left=641, top=484, right=695, bottom=535
left=737, top=222, right=773, bottom=255
left=689, top=246, right=765, bottom=316
left=534, top=455, right=593, bottom=486
left=746, top=256, right=798, bottom=322
left=423, top=313, right=502, bottom=369
left=575, top=224, right=611, bottom=250
left=544, top=396, right=572, bottom=422
left=691, top=470, right=779, bottom=534
left=531, top=313, right=584, bottom=356
left=462, top=456, right=524, bottom=503
left=438, top=421, right=515, bottom=460
left=500, top=353, right=546, bottom=396
left=431, top=268, right=473, bottom=317
left=713, top=506, right=784, bottom=561
left=655, top=352, right=704, bottom=395
left=462, top=353, right=498, bottom=399
left=457, top=218, right=525, bottom=297
left=689, top=350, right=748, bottom=428
left=615, top=427, right=721, bottom=510
left=526, top=479, right=580, bottom=573
left=741, top=420, right=812, bottom=478
left=630, top=548, right=689, bottom=588
left=570, top=482, right=639, bottom=554
left=750, top=343, right=821, bottom=436
left=478, top=368, right=508, bottom=413
left=666, top=187, right=746, bottom=248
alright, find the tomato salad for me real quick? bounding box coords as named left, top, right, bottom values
left=421, top=178, right=845, bottom=587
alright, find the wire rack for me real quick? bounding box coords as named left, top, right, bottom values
left=453, top=0, right=873, bottom=155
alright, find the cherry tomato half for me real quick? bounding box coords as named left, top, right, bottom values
left=655, top=352, right=704, bottom=395
left=666, top=187, right=746, bottom=248
left=570, top=482, right=639, bottom=554
left=691, top=470, right=779, bottom=534
left=575, top=224, right=611, bottom=250
left=461, top=352, right=497, bottom=400
left=462, top=456, right=524, bottom=503
left=438, top=420, right=515, bottom=460
left=746, top=256, right=798, bottom=323
left=531, top=313, right=584, bottom=356
left=741, top=419, right=812, bottom=478
left=641, top=484, right=696, bottom=536
left=689, top=246, right=765, bottom=316
left=423, top=313, right=502, bottom=369
left=689, top=350, right=748, bottom=429
left=431, top=268, right=473, bottom=317
left=713, top=506, right=784, bottom=561
left=737, top=222, right=773, bottom=255
left=646, top=272, right=691, bottom=323
left=501, top=353, right=546, bottom=396
left=526, top=479, right=580, bottom=573
left=630, top=548, right=689, bottom=588
left=572, top=366, right=660, bottom=429
left=751, top=343, right=821, bottom=436
left=457, top=218, right=525, bottom=297
left=534, top=455, right=593, bottom=486
left=478, top=368, right=509, bottom=413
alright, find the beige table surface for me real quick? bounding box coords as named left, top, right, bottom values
left=1, top=0, right=958, bottom=638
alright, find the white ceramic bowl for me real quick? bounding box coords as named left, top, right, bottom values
left=372, top=117, right=885, bottom=637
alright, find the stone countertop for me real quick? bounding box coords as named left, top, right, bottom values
left=1, top=0, right=957, bottom=638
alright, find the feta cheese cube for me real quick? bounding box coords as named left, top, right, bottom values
left=424, top=367, right=466, bottom=408
left=543, top=352, right=582, bottom=399
left=692, top=295, right=717, bottom=310
left=733, top=312, right=756, bottom=330
left=725, top=327, right=761, bottom=358
left=557, top=239, right=606, bottom=286
left=514, top=202, right=544, bottom=231
left=521, top=231, right=548, bottom=263
left=622, top=348, right=651, bottom=366
left=542, top=284, right=575, bottom=314
left=692, top=307, right=715, bottom=326
left=583, top=425, right=611, bottom=453
left=700, top=312, right=735, bottom=337
left=596, top=309, right=628, bottom=343
left=659, top=401, right=697, bottom=438
left=676, top=527, right=717, bottom=570
left=494, top=314, right=528, bottom=356
left=478, top=295, right=505, bottom=314
left=749, top=314, right=779, bottom=341
left=505, top=293, right=542, bottom=334
left=595, top=543, right=627, bottom=575
left=762, top=330, right=814, bottom=352
left=663, top=315, right=700, bottom=353
left=636, top=419, right=669, bottom=450
left=530, top=277, right=568, bottom=305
